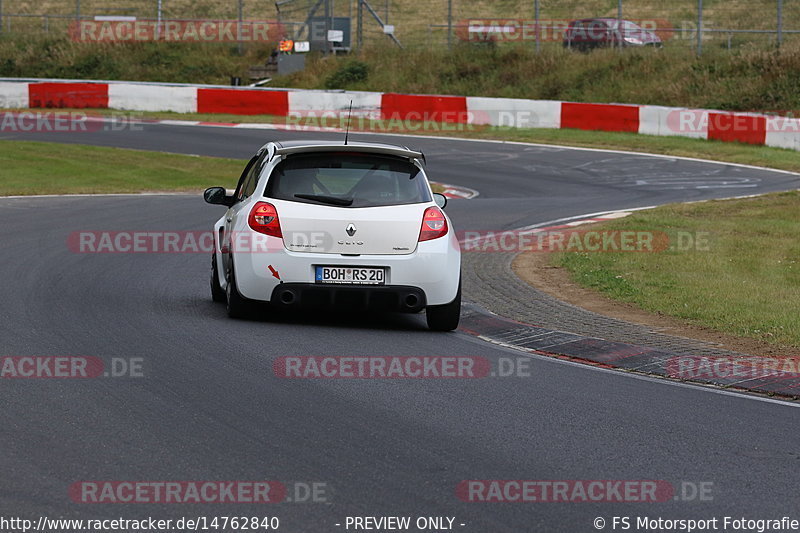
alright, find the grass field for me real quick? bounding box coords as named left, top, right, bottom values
left=0, top=141, right=246, bottom=195
left=0, top=139, right=447, bottom=195
left=285, top=43, right=800, bottom=112
left=3, top=37, right=800, bottom=113
left=553, top=191, right=800, bottom=348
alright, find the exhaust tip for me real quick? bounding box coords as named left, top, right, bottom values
left=404, top=294, right=420, bottom=308
left=279, top=290, right=296, bottom=305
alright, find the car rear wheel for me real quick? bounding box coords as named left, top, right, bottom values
left=210, top=253, right=226, bottom=303
left=426, top=279, right=461, bottom=332
left=225, top=259, right=254, bottom=319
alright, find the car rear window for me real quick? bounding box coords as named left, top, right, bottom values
left=264, top=152, right=432, bottom=208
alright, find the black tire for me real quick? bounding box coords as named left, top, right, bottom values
left=225, top=259, right=253, bottom=319
left=210, top=253, right=226, bottom=303
left=426, top=280, right=461, bottom=332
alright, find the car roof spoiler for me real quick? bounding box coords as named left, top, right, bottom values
left=272, top=142, right=425, bottom=162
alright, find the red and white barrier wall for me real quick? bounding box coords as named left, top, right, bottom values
left=1, top=78, right=799, bottom=151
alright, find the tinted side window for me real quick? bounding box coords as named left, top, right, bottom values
left=242, top=163, right=260, bottom=199
left=238, top=153, right=267, bottom=202
left=234, top=156, right=259, bottom=202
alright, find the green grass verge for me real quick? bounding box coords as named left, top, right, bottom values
left=0, top=140, right=447, bottom=195
left=285, top=44, right=800, bottom=113
left=0, top=141, right=245, bottom=195
left=3, top=35, right=800, bottom=112
left=554, top=191, right=800, bottom=348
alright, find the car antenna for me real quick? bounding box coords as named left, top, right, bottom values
left=344, top=100, right=353, bottom=145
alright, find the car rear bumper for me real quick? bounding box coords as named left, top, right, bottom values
left=270, top=283, right=426, bottom=313
left=225, top=232, right=461, bottom=306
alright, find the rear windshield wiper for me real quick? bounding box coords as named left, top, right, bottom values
left=294, top=193, right=354, bottom=206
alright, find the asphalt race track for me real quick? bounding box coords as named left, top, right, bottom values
left=1, top=124, right=799, bottom=531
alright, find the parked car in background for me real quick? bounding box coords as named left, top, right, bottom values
left=563, top=18, right=662, bottom=51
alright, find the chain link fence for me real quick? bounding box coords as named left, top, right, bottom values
left=425, top=0, right=800, bottom=53
left=0, top=0, right=797, bottom=54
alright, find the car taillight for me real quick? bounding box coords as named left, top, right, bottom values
left=419, top=206, right=448, bottom=242
left=248, top=201, right=282, bottom=238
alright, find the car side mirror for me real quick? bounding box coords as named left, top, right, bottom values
left=204, top=186, right=233, bottom=207
left=433, top=193, right=448, bottom=209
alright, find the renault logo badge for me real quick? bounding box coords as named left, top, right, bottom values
left=346, top=223, right=357, bottom=237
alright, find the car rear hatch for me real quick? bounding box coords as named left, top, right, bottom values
left=264, top=148, right=434, bottom=255
left=276, top=201, right=424, bottom=255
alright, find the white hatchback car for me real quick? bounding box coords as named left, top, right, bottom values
left=204, top=140, right=462, bottom=331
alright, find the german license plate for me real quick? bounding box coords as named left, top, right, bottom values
left=315, top=266, right=385, bottom=285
